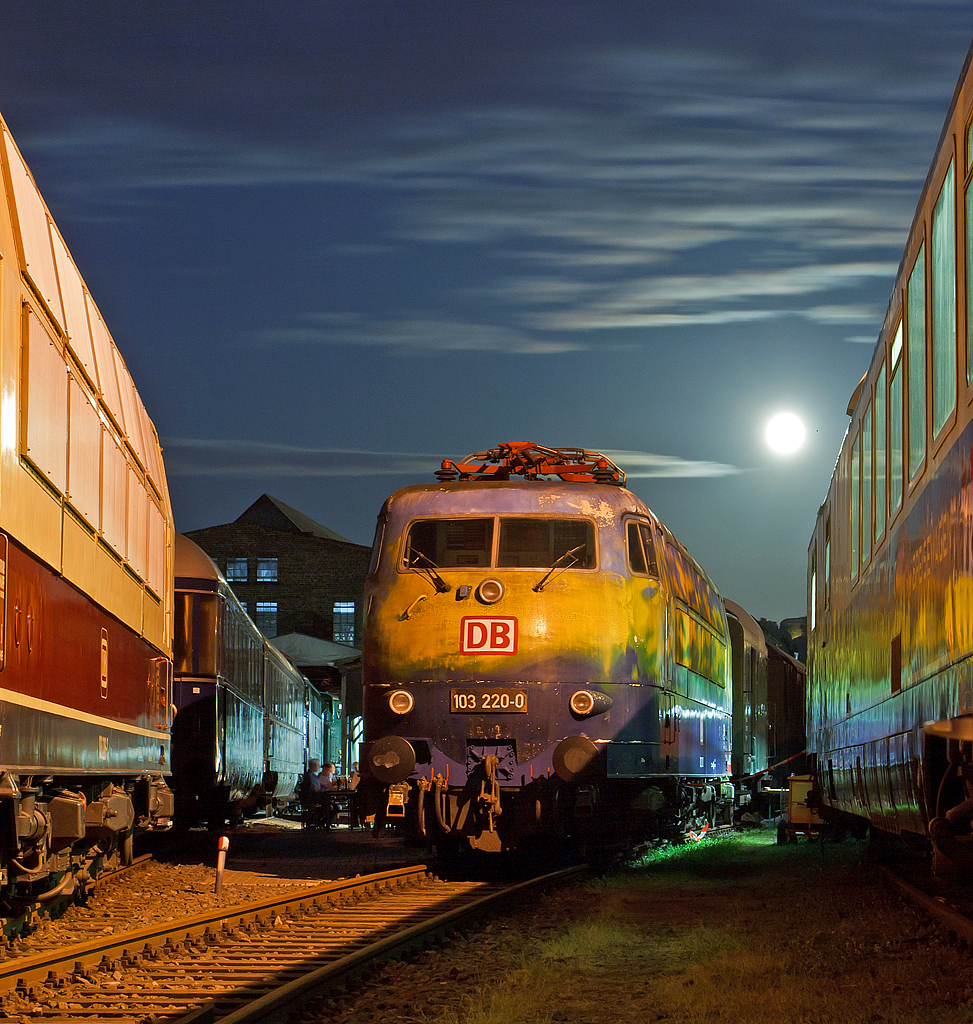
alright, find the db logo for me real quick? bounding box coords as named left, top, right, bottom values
left=460, top=617, right=518, bottom=655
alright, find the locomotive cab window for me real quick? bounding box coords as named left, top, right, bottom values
left=497, top=518, right=594, bottom=568
left=627, top=520, right=659, bottom=576
left=405, top=518, right=494, bottom=568
left=402, top=516, right=595, bottom=570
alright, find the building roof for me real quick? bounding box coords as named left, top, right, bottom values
left=271, top=632, right=361, bottom=667
left=235, top=494, right=355, bottom=543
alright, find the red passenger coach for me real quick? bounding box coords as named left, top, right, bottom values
left=0, top=111, right=174, bottom=927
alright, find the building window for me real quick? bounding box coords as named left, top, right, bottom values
left=333, top=601, right=356, bottom=644
left=225, top=558, right=248, bottom=582
left=257, top=557, right=278, bottom=582
left=254, top=601, right=278, bottom=637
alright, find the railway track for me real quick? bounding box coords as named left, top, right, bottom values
left=0, top=863, right=585, bottom=1023
left=876, top=860, right=973, bottom=946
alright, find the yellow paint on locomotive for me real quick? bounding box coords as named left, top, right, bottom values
left=368, top=563, right=641, bottom=682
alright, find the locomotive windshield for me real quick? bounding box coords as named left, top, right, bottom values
left=497, top=518, right=594, bottom=568
left=403, top=517, right=595, bottom=570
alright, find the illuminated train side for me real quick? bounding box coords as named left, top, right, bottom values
left=361, top=444, right=733, bottom=854
left=172, top=535, right=308, bottom=826
left=806, top=37, right=973, bottom=873
left=0, top=111, right=174, bottom=924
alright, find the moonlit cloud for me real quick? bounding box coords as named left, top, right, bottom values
left=254, top=317, right=586, bottom=354
left=162, top=440, right=742, bottom=479
left=535, top=264, right=898, bottom=331
left=13, top=20, right=950, bottom=350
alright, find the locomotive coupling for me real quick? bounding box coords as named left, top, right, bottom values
left=478, top=755, right=503, bottom=822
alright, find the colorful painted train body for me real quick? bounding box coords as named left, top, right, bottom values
left=172, top=534, right=315, bottom=826
left=0, top=111, right=174, bottom=923
left=806, top=38, right=973, bottom=872
left=361, top=443, right=734, bottom=854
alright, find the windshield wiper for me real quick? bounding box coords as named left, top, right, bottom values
left=533, top=543, right=586, bottom=593
left=408, top=549, right=451, bottom=593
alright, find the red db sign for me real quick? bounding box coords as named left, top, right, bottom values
left=460, top=617, right=518, bottom=655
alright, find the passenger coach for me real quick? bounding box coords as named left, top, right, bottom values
left=807, top=38, right=973, bottom=873
left=0, top=111, right=174, bottom=922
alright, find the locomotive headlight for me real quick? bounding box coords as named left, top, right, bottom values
left=569, top=689, right=613, bottom=718
left=569, top=690, right=596, bottom=715
left=388, top=690, right=415, bottom=715
left=476, top=578, right=505, bottom=604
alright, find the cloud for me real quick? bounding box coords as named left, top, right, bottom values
left=13, top=14, right=961, bottom=350
left=254, top=316, right=587, bottom=354
left=535, top=263, right=897, bottom=330
left=601, top=450, right=742, bottom=478
left=162, top=439, right=742, bottom=480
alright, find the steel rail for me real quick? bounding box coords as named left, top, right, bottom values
left=0, top=863, right=586, bottom=1023
left=0, top=865, right=430, bottom=994
left=875, top=863, right=973, bottom=945
left=216, top=865, right=586, bottom=1024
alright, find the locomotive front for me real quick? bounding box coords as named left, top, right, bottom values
left=362, top=444, right=733, bottom=854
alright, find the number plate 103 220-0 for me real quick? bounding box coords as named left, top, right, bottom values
left=450, top=688, right=528, bottom=713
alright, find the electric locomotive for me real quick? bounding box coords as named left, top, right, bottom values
left=361, top=443, right=733, bottom=854
left=0, top=111, right=174, bottom=924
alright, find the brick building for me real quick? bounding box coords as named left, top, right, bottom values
left=184, top=493, right=372, bottom=648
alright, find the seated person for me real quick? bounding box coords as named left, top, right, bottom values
left=318, top=762, right=338, bottom=827
left=300, top=760, right=325, bottom=826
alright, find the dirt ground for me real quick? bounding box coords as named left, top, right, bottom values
left=300, top=831, right=973, bottom=1024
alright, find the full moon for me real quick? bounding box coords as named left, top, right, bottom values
left=765, top=412, right=806, bottom=454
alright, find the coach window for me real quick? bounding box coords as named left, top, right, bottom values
left=967, top=159, right=973, bottom=385
left=850, top=426, right=860, bottom=578
left=874, top=365, right=886, bottom=542
left=809, top=548, right=816, bottom=633
left=907, top=244, right=926, bottom=483
left=862, top=399, right=872, bottom=564
left=931, top=161, right=956, bottom=438
left=889, top=322, right=904, bottom=514
left=824, top=516, right=831, bottom=609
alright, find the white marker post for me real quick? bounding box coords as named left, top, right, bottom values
left=215, top=835, right=229, bottom=894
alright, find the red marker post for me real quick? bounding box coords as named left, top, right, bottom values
left=215, top=835, right=229, bottom=894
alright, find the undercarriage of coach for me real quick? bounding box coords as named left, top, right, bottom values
left=367, top=736, right=733, bottom=856
left=921, top=717, right=973, bottom=877
left=0, top=771, right=173, bottom=934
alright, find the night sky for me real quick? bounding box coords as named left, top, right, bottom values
left=1, top=2, right=971, bottom=621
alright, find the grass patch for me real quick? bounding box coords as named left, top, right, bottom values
left=418, top=833, right=973, bottom=1024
